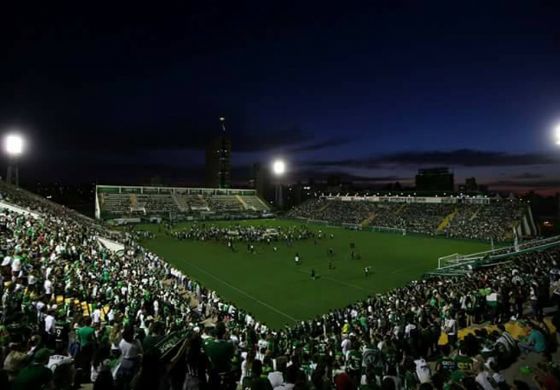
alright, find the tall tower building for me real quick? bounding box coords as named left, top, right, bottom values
left=205, top=117, right=232, bottom=188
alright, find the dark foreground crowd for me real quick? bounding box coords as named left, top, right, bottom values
left=0, top=184, right=559, bottom=390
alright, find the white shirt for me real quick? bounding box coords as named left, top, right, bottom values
left=92, top=309, right=101, bottom=324
left=45, top=314, right=55, bottom=334
left=258, top=339, right=269, bottom=351
left=44, top=280, right=53, bottom=295
left=11, top=257, right=21, bottom=273
left=341, top=338, right=351, bottom=355
left=405, top=324, right=416, bottom=337
left=414, top=359, right=431, bottom=384
left=444, top=318, right=457, bottom=336
left=268, top=371, right=284, bottom=388
left=47, top=355, right=73, bottom=372
left=475, top=371, right=495, bottom=390
left=119, top=339, right=142, bottom=359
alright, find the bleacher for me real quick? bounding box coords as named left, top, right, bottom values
left=207, top=195, right=244, bottom=212
left=240, top=195, right=269, bottom=211
left=136, top=194, right=177, bottom=213
left=96, top=185, right=270, bottom=222
left=98, top=193, right=131, bottom=216
left=288, top=195, right=534, bottom=241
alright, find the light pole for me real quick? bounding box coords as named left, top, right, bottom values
left=4, top=134, right=24, bottom=186
left=271, top=159, right=286, bottom=209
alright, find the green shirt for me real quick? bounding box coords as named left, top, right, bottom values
left=347, top=350, right=362, bottom=372
left=77, top=326, right=95, bottom=347
left=454, top=354, right=474, bottom=374
left=13, top=363, right=53, bottom=390
left=437, top=356, right=457, bottom=373
left=528, top=329, right=546, bottom=353
left=203, top=338, right=234, bottom=372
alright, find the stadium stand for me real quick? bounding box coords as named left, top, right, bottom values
left=96, top=185, right=270, bottom=222
left=239, top=195, right=270, bottom=212
left=288, top=196, right=532, bottom=241
left=0, top=183, right=559, bottom=390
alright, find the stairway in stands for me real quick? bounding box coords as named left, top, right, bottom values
left=437, top=209, right=458, bottom=232
left=318, top=201, right=331, bottom=213
left=395, top=204, right=407, bottom=215
left=171, top=193, right=189, bottom=212
left=469, top=206, right=481, bottom=221
left=235, top=195, right=248, bottom=209
left=360, top=212, right=377, bottom=228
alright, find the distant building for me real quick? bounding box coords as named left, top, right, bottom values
left=415, top=167, right=454, bottom=192
left=458, top=177, right=480, bottom=193
left=285, top=181, right=316, bottom=208
left=326, top=174, right=342, bottom=194
left=464, top=177, right=478, bottom=192
left=205, top=118, right=231, bottom=188
left=251, top=162, right=271, bottom=199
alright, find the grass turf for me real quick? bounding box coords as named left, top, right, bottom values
left=137, top=219, right=491, bottom=329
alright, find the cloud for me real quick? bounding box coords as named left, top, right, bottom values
left=48, top=122, right=312, bottom=154
left=488, top=179, right=560, bottom=189
left=309, top=149, right=560, bottom=169
left=288, top=137, right=352, bottom=152
left=510, top=172, right=543, bottom=179
left=326, top=173, right=410, bottom=183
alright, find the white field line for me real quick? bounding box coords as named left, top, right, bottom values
left=183, top=261, right=299, bottom=323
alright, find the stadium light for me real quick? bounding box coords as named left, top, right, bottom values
left=555, top=124, right=560, bottom=145
left=4, top=134, right=24, bottom=156
left=271, top=159, right=287, bottom=210
left=272, top=159, right=286, bottom=176
left=4, top=133, right=25, bottom=187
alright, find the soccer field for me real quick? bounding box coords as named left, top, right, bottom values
left=138, top=219, right=491, bottom=329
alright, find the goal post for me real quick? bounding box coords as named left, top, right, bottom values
left=437, top=253, right=459, bottom=269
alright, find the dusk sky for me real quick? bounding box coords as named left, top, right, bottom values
left=1, top=1, right=560, bottom=192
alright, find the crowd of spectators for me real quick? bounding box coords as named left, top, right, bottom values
left=288, top=199, right=525, bottom=241
left=0, top=186, right=558, bottom=390
left=443, top=203, right=524, bottom=242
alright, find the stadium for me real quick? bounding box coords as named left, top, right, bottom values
left=2, top=4, right=560, bottom=390
left=1, top=155, right=560, bottom=389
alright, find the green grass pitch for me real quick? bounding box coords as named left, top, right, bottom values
left=137, top=219, right=491, bottom=329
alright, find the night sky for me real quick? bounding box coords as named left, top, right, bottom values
left=1, top=1, right=560, bottom=193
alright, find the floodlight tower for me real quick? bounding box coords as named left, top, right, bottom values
left=272, top=159, right=286, bottom=209
left=4, top=133, right=24, bottom=187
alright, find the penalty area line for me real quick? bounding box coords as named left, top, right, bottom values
left=181, top=261, right=299, bottom=324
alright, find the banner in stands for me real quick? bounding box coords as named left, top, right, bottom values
left=329, top=195, right=491, bottom=204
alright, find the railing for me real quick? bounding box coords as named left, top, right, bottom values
left=434, top=235, right=560, bottom=274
